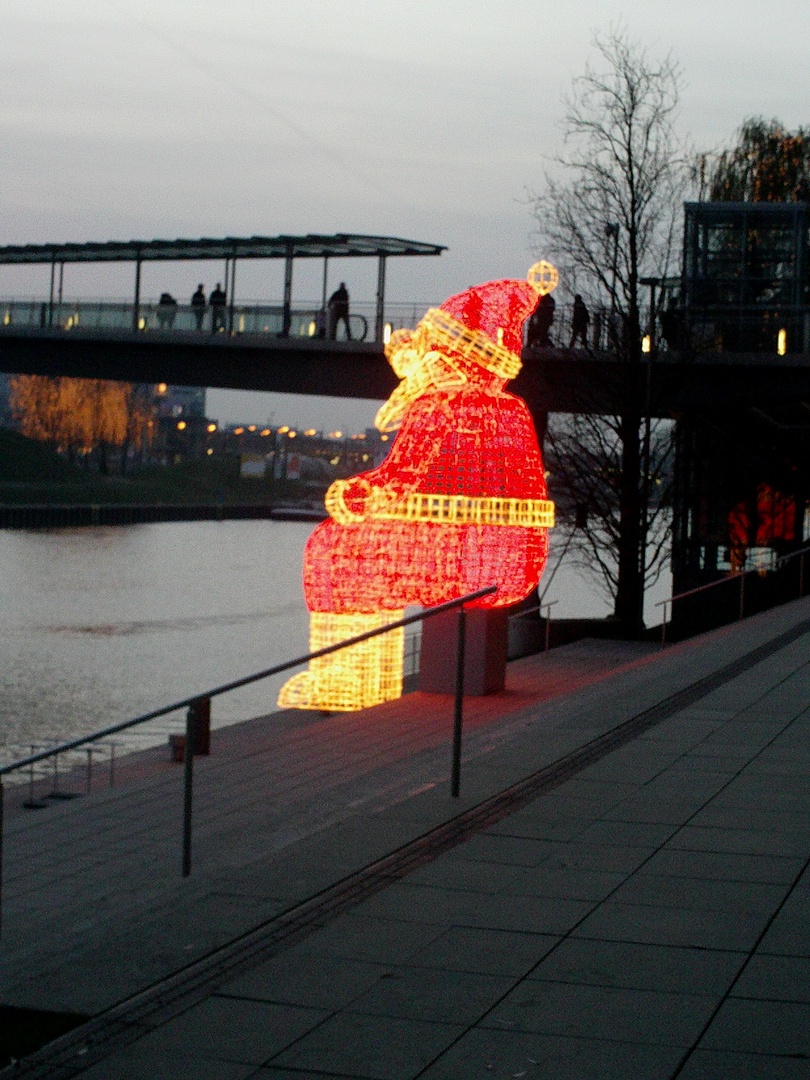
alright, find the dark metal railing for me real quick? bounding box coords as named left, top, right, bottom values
left=656, top=543, right=810, bottom=646
left=0, top=584, right=496, bottom=936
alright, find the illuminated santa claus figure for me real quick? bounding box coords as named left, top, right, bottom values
left=278, top=262, right=557, bottom=712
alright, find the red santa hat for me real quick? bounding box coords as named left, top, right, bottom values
left=417, top=261, right=559, bottom=380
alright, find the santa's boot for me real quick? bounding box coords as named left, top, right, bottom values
left=278, top=611, right=405, bottom=711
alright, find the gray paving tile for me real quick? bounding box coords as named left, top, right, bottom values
left=252, top=1070, right=368, bottom=1079
left=669, top=826, right=810, bottom=858
left=699, top=997, right=810, bottom=1056
left=483, top=980, right=716, bottom=1046
left=602, top=798, right=703, bottom=824
left=642, top=848, right=804, bottom=883
left=528, top=938, right=745, bottom=995
left=271, top=1012, right=463, bottom=1080
left=404, top=856, right=623, bottom=901
left=129, top=997, right=328, bottom=1065
left=573, top=820, right=680, bottom=847
left=572, top=901, right=767, bottom=951
left=289, top=913, right=447, bottom=965
left=408, top=926, right=559, bottom=976
left=676, top=1048, right=810, bottom=1079
left=354, top=882, right=592, bottom=935
left=608, top=873, right=787, bottom=915
left=218, top=954, right=391, bottom=1010
left=456, top=835, right=655, bottom=874
left=417, top=1027, right=685, bottom=1080
left=757, top=899, right=810, bottom=957
left=74, top=1050, right=258, bottom=1079
left=731, top=954, right=810, bottom=1002
left=347, top=966, right=515, bottom=1024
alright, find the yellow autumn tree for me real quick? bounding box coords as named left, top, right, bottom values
left=9, top=376, right=135, bottom=468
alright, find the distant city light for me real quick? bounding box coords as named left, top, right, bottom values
left=327, top=431, right=342, bottom=439
left=277, top=425, right=290, bottom=434
left=778, top=328, right=787, bottom=356
left=260, top=428, right=271, bottom=436
left=304, top=428, right=317, bottom=436
left=206, top=423, right=217, bottom=433
left=157, top=383, right=167, bottom=394
left=383, top=323, right=392, bottom=344
left=233, top=427, right=244, bottom=435
left=380, top=435, right=389, bottom=441
left=206, top=448, right=213, bottom=455
left=641, top=334, right=651, bottom=353
left=308, top=321, right=317, bottom=337
left=288, top=430, right=297, bottom=438
left=177, top=421, right=187, bottom=430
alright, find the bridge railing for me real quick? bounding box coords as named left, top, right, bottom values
left=0, top=298, right=450, bottom=343
left=1, top=297, right=609, bottom=349
left=0, top=584, right=496, bottom=936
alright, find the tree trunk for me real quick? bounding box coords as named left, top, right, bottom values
left=614, top=307, right=645, bottom=637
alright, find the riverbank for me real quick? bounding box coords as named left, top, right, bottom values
left=0, top=428, right=327, bottom=512
left=0, top=502, right=326, bottom=528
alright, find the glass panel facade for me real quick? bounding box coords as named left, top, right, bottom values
left=682, top=202, right=808, bottom=353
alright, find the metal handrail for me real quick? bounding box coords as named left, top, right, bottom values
left=655, top=542, right=810, bottom=646
left=0, top=584, right=497, bottom=933
left=0, top=585, right=495, bottom=781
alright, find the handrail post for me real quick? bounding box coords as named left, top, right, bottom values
left=544, top=604, right=551, bottom=652
left=661, top=600, right=668, bottom=648
left=739, top=572, right=745, bottom=620
left=450, top=605, right=467, bottom=798
left=181, top=706, right=196, bottom=877
left=0, top=779, right=4, bottom=941
left=801, top=552, right=805, bottom=598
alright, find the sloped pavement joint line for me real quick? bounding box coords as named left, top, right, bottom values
left=5, top=617, right=810, bottom=1080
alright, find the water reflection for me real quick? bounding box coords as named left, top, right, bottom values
left=0, top=521, right=312, bottom=763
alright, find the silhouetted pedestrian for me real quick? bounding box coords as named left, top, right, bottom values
left=569, top=294, right=590, bottom=348
left=526, top=291, right=555, bottom=347
left=191, top=284, right=206, bottom=331
left=157, top=292, right=178, bottom=329
left=209, top=282, right=227, bottom=332
left=327, top=282, right=351, bottom=340
left=660, top=302, right=682, bottom=350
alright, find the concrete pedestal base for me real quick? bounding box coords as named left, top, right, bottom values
left=418, top=608, right=508, bottom=696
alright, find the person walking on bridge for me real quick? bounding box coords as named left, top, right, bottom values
left=569, top=294, right=590, bottom=348
left=209, top=282, right=227, bottom=333
left=191, top=284, right=206, bottom=331
left=327, top=282, right=351, bottom=340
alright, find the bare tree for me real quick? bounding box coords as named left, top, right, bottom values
left=530, top=27, right=687, bottom=633
left=543, top=412, right=674, bottom=607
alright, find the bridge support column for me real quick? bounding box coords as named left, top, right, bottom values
left=132, top=256, right=142, bottom=332
left=375, top=254, right=387, bottom=343
left=48, top=258, right=55, bottom=327
left=228, top=251, right=237, bottom=333
left=281, top=247, right=293, bottom=337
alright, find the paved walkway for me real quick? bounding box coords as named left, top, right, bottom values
left=4, top=599, right=810, bottom=1078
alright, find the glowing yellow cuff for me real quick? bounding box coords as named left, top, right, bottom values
left=326, top=480, right=554, bottom=529
left=419, top=308, right=523, bottom=381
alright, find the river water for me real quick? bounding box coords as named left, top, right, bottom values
left=0, top=520, right=668, bottom=769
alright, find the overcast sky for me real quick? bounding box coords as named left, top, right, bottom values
left=3, top=0, right=808, bottom=427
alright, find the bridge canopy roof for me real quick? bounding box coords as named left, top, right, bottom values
left=0, top=234, right=446, bottom=265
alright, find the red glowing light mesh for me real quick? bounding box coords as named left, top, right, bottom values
left=303, top=385, right=551, bottom=613
left=441, top=279, right=540, bottom=356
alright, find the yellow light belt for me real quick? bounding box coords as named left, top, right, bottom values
left=325, top=480, right=554, bottom=527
